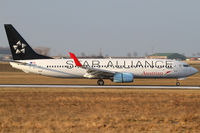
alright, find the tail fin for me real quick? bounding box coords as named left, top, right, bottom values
left=4, top=24, right=52, bottom=60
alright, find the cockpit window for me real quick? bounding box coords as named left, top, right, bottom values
left=183, top=64, right=190, bottom=67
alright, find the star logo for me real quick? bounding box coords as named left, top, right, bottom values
left=13, top=41, right=26, bottom=54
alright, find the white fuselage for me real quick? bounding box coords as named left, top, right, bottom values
left=10, top=58, right=198, bottom=79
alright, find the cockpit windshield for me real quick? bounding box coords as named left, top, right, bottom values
left=183, top=64, right=190, bottom=67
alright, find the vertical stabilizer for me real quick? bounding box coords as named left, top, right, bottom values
left=4, top=24, right=52, bottom=60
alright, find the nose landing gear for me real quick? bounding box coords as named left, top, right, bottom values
left=176, top=79, right=180, bottom=86
left=97, top=79, right=104, bottom=86
left=176, top=81, right=180, bottom=86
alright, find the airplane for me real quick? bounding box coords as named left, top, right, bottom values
left=4, top=24, right=198, bottom=86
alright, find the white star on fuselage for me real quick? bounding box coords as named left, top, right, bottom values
left=13, top=41, right=26, bottom=54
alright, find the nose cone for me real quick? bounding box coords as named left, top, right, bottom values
left=190, top=67, right=198, bottom=75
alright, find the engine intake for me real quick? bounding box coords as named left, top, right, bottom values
left=113, top=72, right=134, bottom=83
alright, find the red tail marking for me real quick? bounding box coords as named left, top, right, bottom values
left=69, top=52, right=82, bottom=67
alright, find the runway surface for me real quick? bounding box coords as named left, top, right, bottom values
left=0, top=84, right=200, bottom=89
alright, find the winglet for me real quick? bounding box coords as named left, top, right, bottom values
left=69, top=52, right=82, bottom=67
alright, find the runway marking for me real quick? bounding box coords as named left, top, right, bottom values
left=0, top=84, right=200, bottom=89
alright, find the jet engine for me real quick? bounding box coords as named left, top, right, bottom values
left=113, top=72, right=134, bottom=83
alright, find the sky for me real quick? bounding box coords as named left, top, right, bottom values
left=0, top=0, right=200, bottom=57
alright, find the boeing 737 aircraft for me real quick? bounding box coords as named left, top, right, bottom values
left=4, top=24, right=198, bottom=86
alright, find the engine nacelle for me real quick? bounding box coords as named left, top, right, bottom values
left=113, top=72, right=134, bottom=83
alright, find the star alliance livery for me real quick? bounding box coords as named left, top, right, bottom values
left=4, top=24, right=198, bottom=86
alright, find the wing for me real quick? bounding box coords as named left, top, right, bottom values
left=69, top=52, right=115, bottom=78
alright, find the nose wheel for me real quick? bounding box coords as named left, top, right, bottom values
left=97, top=79, right=104, bottom=86
left=176, top=81, right=180, bottom=86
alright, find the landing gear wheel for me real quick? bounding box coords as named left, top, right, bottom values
left=176, top=82, right=180, bottom=86
left=97, top=79, right=104, bottom=86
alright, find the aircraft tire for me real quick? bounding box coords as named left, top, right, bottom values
left=97, top=79, right=104, bottom=86
left=176, top=82, right=180, bottom=86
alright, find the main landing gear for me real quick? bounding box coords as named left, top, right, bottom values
left=97, top=79, right=104, bottom=86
